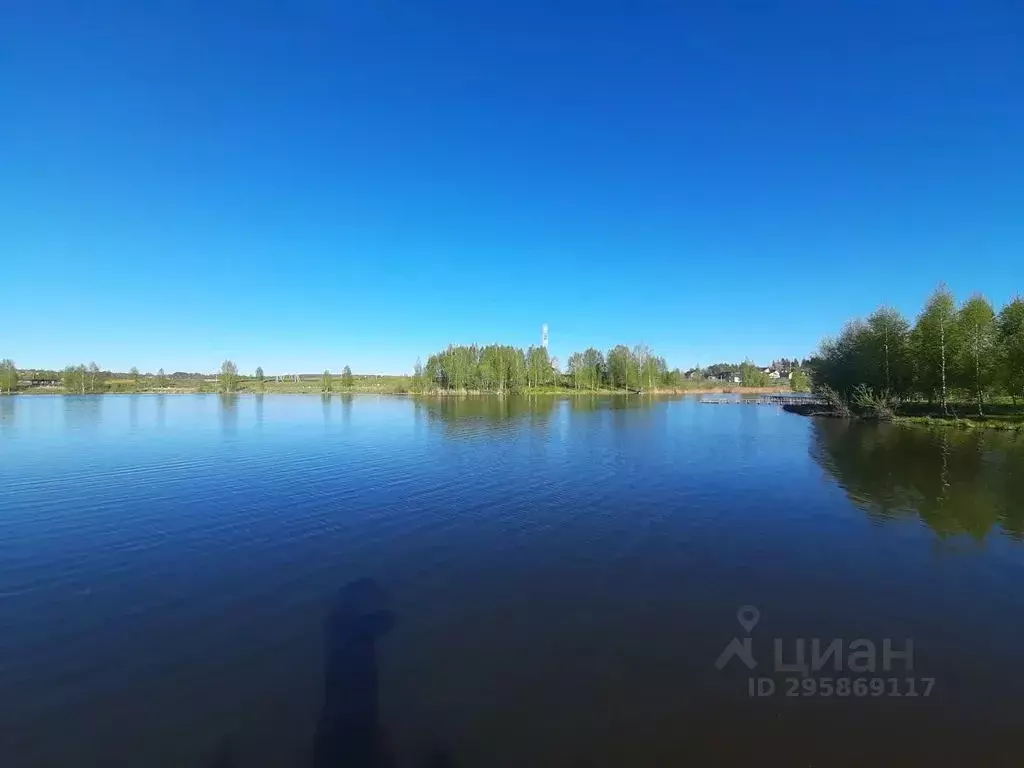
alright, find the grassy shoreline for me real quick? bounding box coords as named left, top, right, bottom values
left=783, top=402, right=1024, bottom=433
left=892, top=415, right=1024, bottom=432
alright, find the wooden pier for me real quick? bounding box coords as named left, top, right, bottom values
left=699, top=394, right=824, bottom=406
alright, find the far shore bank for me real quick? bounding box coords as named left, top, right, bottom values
left=6, top=385, right=794, bottom=397
left=418, top=385, right=792, bottom=397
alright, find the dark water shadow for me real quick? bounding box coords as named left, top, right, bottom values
left=312, top=580, right=458, bottom=768
left=208, top=579, right=456, bottom=768
left=312, top=578, right=395, bottom=768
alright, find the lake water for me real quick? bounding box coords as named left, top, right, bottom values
left=3, top=394, right=1024, bottom=766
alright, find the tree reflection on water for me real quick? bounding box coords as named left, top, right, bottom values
left=810, top=419, right=1024, bottom=540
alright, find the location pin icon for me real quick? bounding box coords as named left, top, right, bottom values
left=737, top=605, right=760, bottom=634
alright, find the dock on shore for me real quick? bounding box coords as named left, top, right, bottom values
left=699, top=394, right=824, bottom=406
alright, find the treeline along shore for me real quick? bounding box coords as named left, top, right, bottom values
left=5, top=284, right=1024, bottom=434
left=0, top=363, right=391, bottom=396
left=799, top=285, right=1024, bottom=431
left=0, top=344, right=809, bottom=397
left=415, top=343, right=809, bottom=394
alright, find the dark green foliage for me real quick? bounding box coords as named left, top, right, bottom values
left=606, top=345, right=634, bottom=390
left=813, top=286, right=1023, bottom=414
left=865, top=307, right=913, bottom=394
left=740, top=361, right=770, bottom=387
left=790, top=366, right=811, bottom=392
left=998, top=297, right=1024, bottom=405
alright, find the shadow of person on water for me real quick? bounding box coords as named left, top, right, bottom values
left=210, top=578, right=457, bottom=768
left=313, top=578, right=461, bottom=767
left=207, top=577, right=456, bottom=768
left=312, top=578, right=395, bottom=768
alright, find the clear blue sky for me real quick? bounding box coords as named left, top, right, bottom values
left=4, top=2, right=1021, bottom=375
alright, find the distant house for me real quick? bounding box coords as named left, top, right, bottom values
left=710, top=370, right=741, bottom=383
left=773, top=361, right=794, bottom=379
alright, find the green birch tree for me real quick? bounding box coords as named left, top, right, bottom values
left=87, top=362, right=104, bottom=393
left=0, top=359, right=18, bottom=394
left=219, top=360, right=239, bottom=393
left=606, top=345, right=634, bottom=390
left=955, top=294, right=996, bottom=415
left=911, top=285, right=959, bottom=412
left=865, top=306, right=912, bottom=396
left=63, top=364, right=88, bottom=394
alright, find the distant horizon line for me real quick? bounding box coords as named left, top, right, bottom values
left=8, top=357, right=809, bottom=379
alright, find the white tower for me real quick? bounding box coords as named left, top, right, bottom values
left=541, top=324, right=549, bottom=349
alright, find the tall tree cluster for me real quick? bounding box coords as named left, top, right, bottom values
left=740, top=361, right=771, bottom=387
left=61, top=363, right=105, bottom=394
left=566, top=348, right=606, bottom=390
left=419, top=343, right=682, bottom=393
left=421, top=344, right=528, bottom=393
left=812, top=285, right=1024, bottom=413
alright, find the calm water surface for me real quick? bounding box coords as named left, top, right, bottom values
left=3, top=394, right=1024, bottom=766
